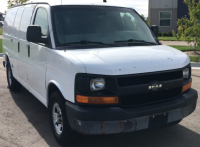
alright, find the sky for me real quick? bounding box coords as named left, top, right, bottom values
left=0, top=0, right=149, bottom=17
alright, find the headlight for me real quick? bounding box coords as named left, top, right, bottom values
left=183, top=68, right=189, bottom=79
left=90, top=78, right=105, bottom=91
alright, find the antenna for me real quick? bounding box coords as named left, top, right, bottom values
left=103, top=0, right=107, bottom=2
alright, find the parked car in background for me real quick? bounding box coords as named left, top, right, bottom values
left=0, top=12, right=4, bottom=21
left=0, top=21, right=4, bottom=27
left=2, top=1, right=198, bottom=146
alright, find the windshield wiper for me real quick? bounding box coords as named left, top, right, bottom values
left=115, top=39, right=158, bottom=45
left=62, top=40, right=117, bottom=47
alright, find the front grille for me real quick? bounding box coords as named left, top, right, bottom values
left=117, top=70, right=182, bottom=87
left=120, top=87, right=182, bottom=107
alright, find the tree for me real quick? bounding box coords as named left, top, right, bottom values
left=173, top=0, right=200, bottom=52
left=7, top=0, right=30, bottom=8
left=140, top=14, right=150, bottom=26
left=140, top=14, right=146, bottom=21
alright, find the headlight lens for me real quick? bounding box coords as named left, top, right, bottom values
left=90, top=78, right=105, bottom=91
left=183, top=68, right=189, bottom=79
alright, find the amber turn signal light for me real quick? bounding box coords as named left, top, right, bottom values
left=182, top=81, right=192, bottom=93
left=76, top=95, right=119, bottom=104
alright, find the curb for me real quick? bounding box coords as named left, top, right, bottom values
left=192, top=67, right=200, bottom=70
left=0, top=53, right=199, bottom=69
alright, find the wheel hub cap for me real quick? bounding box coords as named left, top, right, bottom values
left=52, top=103, right=63, bottom=135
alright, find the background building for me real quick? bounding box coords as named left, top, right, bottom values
left=148, top=0, right=189, bottom=33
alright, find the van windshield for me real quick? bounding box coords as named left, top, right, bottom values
left=52, top=6, right=158, bottom=48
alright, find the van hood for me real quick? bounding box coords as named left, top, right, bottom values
left=69, top=45, right=190, bottom=75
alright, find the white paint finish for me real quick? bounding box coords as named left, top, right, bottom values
left=3, top=8, right=19, bottom=76
left=69, top=45, right=190, bottom=75
left=10, top=8, right=25, bottom=77
left=26, top=5, right=50, bottom=99
left=17, top=6, right=34, bottom=87
left=46, top=49, right=86, bottom=103
left=26, top=42, right=47, bottom=100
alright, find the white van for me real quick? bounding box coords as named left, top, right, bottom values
left=2, top=1, right=198, bottom=146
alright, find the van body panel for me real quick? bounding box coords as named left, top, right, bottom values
left=17, top=6, right=34, bottom=89
left=3, top=8, right=19, bottom=77
left=11, top=8, right=25, bottom=77
left=69, top=45, right=190, bottom=75
left=26, top=42, right=47, bottom=100
left=46, top=49, right=86, bottom=103
left=26, top=5, right=50, bottom=100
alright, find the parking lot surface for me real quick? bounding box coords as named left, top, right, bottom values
left=0, top=57, right=200, bottom=147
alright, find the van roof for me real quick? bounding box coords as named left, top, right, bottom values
left=10, top=1, right=133, bottom=9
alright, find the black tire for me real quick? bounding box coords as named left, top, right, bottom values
left=49, top=91, right=78, bottom=146
left=6, top=62, right=22, bottom=92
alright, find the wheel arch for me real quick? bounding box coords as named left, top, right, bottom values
left=47, top=80, right=68, bottom=108
left=4, top=53, right=14, bottom=73
left=4, top=52, right=9, bottom=66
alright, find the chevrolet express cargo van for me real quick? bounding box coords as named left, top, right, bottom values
left=2, top=2, right=198, bottom=146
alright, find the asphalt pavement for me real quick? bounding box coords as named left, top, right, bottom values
left=0, top=57, right=200, bottom=147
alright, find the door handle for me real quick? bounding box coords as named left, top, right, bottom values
left=27, top=44, right=30, bottom=57
left=18, top=42, right=20, bottom=52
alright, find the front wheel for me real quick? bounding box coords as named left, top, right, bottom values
left=49, top=91, right=78, bottom=146
left=6, top=63, right=21, bottom=91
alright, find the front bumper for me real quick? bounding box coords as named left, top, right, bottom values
left=66, top=89, right=198, bottom=135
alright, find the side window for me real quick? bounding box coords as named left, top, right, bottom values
left=19, top=7, right=33, bottom=40
left=3, top=8, right=18, bottom=35
left=12, top=8, right=24, bottom=37
left=34, top=8, right=48, bottom=36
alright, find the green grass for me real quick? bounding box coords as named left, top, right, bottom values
left=170, top=45, right=200, bottom=51
left=0, top=27, right=2, bottom=35
left=158, top=36, right=178, bottom=41
left=190, top=56, right=200, bottom=62
left=0, top=39, right=2, bottom=53
left=170, top=45, right=200, bottom=62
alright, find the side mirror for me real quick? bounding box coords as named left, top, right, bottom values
left=26, top=26, right=48, bottom=43
left=150, top=25, right=159, bottom=38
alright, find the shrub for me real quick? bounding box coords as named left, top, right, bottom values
left=162, top=32, right=168, bottom=36
left=161, top=32, right=173, bottom=36
left=168, top=33, right=173, bottom=36
left=158, top=32, right=162, bottom=36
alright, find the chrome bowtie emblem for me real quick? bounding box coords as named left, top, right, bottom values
left=148, top=83, right=162, bottom=90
